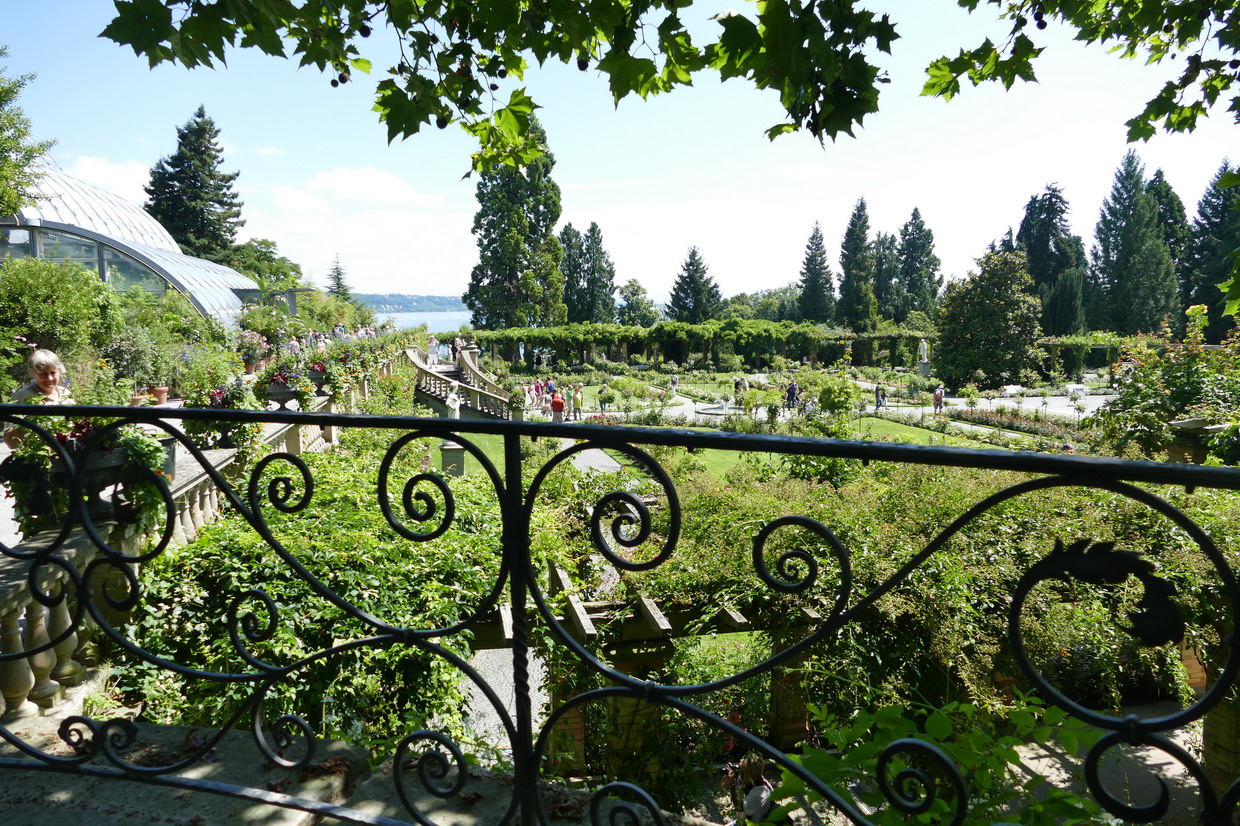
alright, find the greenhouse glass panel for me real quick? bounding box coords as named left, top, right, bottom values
left=38, top=229, right=98, bottom=272
left=104, top=247, right=166, bottom=294
left=0, top=229, right=32, bottom=260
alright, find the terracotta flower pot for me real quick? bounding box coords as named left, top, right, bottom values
left=150, top=386, right=170, bottom=405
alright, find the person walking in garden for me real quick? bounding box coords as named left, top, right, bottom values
left=573, top=384, right=585, bottom=420
left=563, top=386, right=575, bottom=421
left=550, top=391, right=566, bottom=423
left=933, top=385, right=945, bottom=414
left=786, top=380, right=799, bottom=412
left=427, top=335, right=439, bottom=364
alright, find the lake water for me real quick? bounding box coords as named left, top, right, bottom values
left=383, top=311, right=473, bottom=332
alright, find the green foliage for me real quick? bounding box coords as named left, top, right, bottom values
left=0, top=45, right=55, bottom=217
left=0, top=257, right=122, bottom=388
left=616, top=279, right=659, bottom=327
left=227, top=238, right=304, bottom=294
left=666, top=247, right=722, bottom=324
left=463, top=117, right=564, bottom=329
left=144, top=106, right=244, bottom=263
left=935, top=250, right=1044, bottom=388
left=773, top=695, right=1103, bottom=825
left=1091, top=151, right=1179, bottom=335
left=838, top=198, right=878, bottom=332
left=799, top=221, right=835, bottom=324
left=1091, top=305, right=1240, bottom=459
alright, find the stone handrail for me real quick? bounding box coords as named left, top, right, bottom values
left=407, top=347, right=514, bottom=420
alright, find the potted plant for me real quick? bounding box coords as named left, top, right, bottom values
left=4, top=416, right=171, bottom=533
left=236, top=330, right=269, bottom=373
left=257, top=358, right=316, bottom=410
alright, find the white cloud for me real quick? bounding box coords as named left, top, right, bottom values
left=256, top=146, right=286, bottom=156
left=306, top=167, right=441, bottom=208
left=269, top=185, right=332, bottom=214
left=64, top=156, right=149, bottom=206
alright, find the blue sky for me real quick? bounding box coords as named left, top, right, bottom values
left=6, top=1, right=1237, bottom=302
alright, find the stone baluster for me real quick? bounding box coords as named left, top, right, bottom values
left=48, top=583, right=84, bottom=687
left=24, top=600, right=61, bottom=707
left=0, top=607, right=36, bottom=718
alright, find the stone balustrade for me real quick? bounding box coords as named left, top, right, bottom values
left=0, top=405, right=334, bottom=720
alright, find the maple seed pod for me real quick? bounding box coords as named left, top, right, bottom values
left=490, top=83, right=499, bottom=91
left=1230, top=59, right=1239, bottom=69
left=577, top=57, right=589, bottom=71
left=359, top=24, right=371, bottom=37
left=331, top=79, right=339, bottom=87
left=497, top=68, right=508, bottom=79
left=1036, top=19, right=1046, bottom=29
left=338, top=71, right=348, bottom=83
left=436, top=116, right=449, bottom=129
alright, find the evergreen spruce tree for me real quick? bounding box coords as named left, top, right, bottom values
left=582, top=222, right=617, bottom=323
left=897, top=208, right=941, bottom=321
left=1187, top=160, right=1240, bottom=341
left=872, top=231, right=902, bottom=322
left=326, top=255, right=352, bottom=302
left=616, top=279, right=659, bottom=327
left=837, top=198, right=877, bottom=331
left=559, top=223, right=588, bottom=323
left=1016, top=184, right=1087, bottom=334
left=1091, top=152, right=1178, bottom=334
left=1146, top=168, right=1192, bottom=314
left=667, top=247, right=722, bottom=323
left=144, top=106, right=244, bottom=262
left=463, top=117, right=565, bottom=329
left=797, top=222, right=834, bottom=323
left=0, top=47, right=54, bottom=219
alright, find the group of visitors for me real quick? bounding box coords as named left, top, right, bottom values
left=522, top=378, right=586, bottom=422
left=425, top=335, right=467, bottom=365
left=873, top=385, right=888, bottom=409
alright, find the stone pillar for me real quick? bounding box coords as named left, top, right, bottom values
left=440, top=440, right=466, bottom=477
left=24, top=601, right=61, bottom=707
left=0, top=607, right=36, bottom=719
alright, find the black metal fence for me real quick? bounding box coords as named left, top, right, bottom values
left=1, top=404, right=1239, bottom=825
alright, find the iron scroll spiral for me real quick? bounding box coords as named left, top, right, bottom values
left=875, top=738, right=968, bottom=826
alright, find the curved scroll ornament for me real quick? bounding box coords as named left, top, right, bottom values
left=247, top=452, right=314, bottom=515
left=391, top=731, right=480, bottom=826
left=588, top=782, right=667, bottom=826
left=1010, top=538, right=1198, bottom=822
left=876, top=738, right=968, bottom=826
left=1011, top=539, right=1186, bottom=697
left=580, top=444, right=680, bottom=572
left=752, top=515, right=851, bottom=607
left=377, top=433, right=468, bottom=541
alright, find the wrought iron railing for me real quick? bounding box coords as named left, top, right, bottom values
left=1, top=404, right=1239, bottom=825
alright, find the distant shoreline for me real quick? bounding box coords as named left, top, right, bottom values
left=356, top=293, right=466, bottom=313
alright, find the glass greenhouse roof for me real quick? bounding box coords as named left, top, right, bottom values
left=6, top=167, right=256, bottom=324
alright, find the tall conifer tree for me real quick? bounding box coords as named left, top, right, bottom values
left=463, top=117, right=565, bottom=329
left=838, top=198, right=877, bottom=331
left=872, top=232, right=902, bottom=322
left=559, top=223, right=588, bottom=322
left=897, top=208, right=941, bottom=321
left=797, top=222, right=834, bottom=323
left=667, top=247, right=722, bottom=323
left=326, top=255, right=352, bottom=302
left=1091, top=152, right=1178, bottom=334
left=1016, top=184, right=1086, bottom=334
left=582, top=222, right=616, bottom=323
left=144, top=106, right=244, bottom=263
left=1145, top=168, right=1192, bottom=314
left=1187, top=161, right=1240, bottom=341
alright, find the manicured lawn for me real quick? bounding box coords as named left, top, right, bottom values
left=854, top=417, right=988, bottom=447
